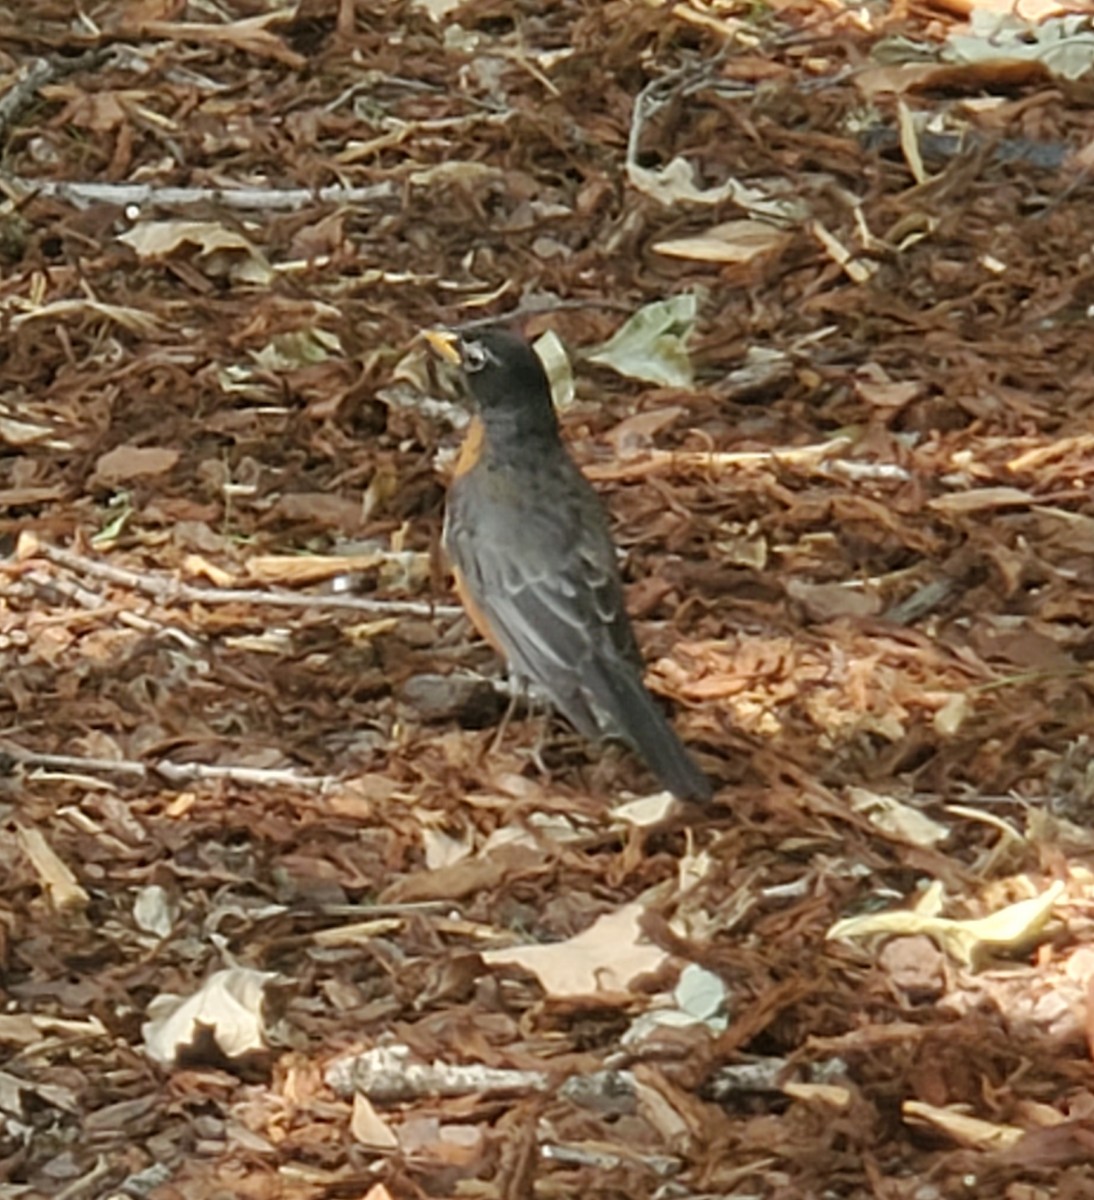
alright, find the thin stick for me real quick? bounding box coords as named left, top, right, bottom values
left=20, top=542, right=461, bottom=620
left=19, top=567, right=202, bottom=651
left=1, top=178, right=400, bottom=212
left=583, top=438, right=853, bottom=482
left=0, top=741, right=337, bottom=790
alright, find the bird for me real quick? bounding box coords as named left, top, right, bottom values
left=424, top=325, right=711, bottom=803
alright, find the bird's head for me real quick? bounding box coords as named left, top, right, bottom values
left=424, top=327, right=558, bottom=432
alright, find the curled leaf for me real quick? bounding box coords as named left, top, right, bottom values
left=586, top=295, right=698, bottom=387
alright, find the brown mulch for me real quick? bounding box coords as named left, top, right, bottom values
left=0, top=1, right=1093, bottom=1197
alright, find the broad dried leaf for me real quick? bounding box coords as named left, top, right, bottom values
left=945, top=12, right=1094, bottom=81
left=246, top=553, right=393, bottom=584
left=853, top=363, right=924, bottom=409
left=118, top=219, right=273, bottom=284
left=133, top=885, right=176, bottom=939
left=653, top=219, right=789, bottom=264
left=132, top=16, right=306, bottom=69
left=142, top=967, right=277, bottom=1067
left=786, top=579, right=882, bottom=620
left=251, top=328, right=342, bottom=370
left=482, top=902, right=669, bottom=998
left=586, top=295, right=698, bottom=387
left=94, top=445, right=180, bottom=485
left=829, top=881, right=1066, bottom=968
left=533, top=329, right=575, bottom=408
left=627, top=156, right=806, bottom=223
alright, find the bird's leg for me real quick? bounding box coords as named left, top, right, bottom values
left=524, top=691, right=553, bottom=778
left=489, top=680, right=521, bottom=755
left=489, top=673, right=555, bottom=778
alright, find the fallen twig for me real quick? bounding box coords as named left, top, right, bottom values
left=1, top=178, right=400, bottom=212
left=326, top=1043, right=550, bottom=1103
left=18, top=541, right=461, bottom=620
left=0, top=59, right=57, bottom=142
left=0, top=49, right=108, bottom=143
left=583, top=437, right=853, bottom=482
left=18, top=567, right=202, bottom=651
left=0, top=741, right=337, bottom=790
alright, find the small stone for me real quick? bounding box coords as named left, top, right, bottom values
left=399, top=673, right=504, bottom=727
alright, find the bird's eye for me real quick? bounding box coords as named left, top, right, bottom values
left=461, top=340, right=490, bottom=372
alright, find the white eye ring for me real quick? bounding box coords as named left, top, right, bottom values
left=461, top=340, right=489, bottom=372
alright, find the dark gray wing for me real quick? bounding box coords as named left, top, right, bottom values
left=445, top=454, right=639, bottom=739
left=445, top=454, right=710, bottom=800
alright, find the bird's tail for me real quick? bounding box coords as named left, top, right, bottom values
left=593, top=664, right=712, bottom=802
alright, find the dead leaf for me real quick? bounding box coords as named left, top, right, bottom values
left=142, top=967, right=277, bottom=1067
left=787, top=579, right=882, bottom=620
left=129, top=16, right=306, bottom=69
left=848, top=787, right=950, bottom=848
left=653, top=219, right=789, bottom=264
left=829, top=881, right=1066, bottom=968
left=853, top=363, right=924, bottom=410
left=246, top=553, right=399, bottom=585
left=351, top=1092, right=399, bottom=1150
left=16, top=823, right=89, bottom=912
left=94, top=445, right=180, bottom=486
left=929, top=487, right=1034, bottom=513
left=482, top=902, right=670, bottom=998
left=118, top=219, right=273, bottom=284
left=904, top=1099, right=1024, bottom=1150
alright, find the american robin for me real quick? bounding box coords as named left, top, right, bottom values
left=425, top=326, right=711, bottom=803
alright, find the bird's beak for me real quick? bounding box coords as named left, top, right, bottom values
left=423, top=329, right=461, bottom=366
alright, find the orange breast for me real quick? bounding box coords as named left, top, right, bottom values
left=451, top=564, right=506, bottom=655
left=453, top=415, right=485, bottom=479
left=449, top=415, right=506, bottom=655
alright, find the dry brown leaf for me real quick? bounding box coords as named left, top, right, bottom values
left=653, top=219, right=789, bottom=264
left=903, top=1100, right=1024, bottom=1150
left=848, top=787, right=950, bottom=848
left=118, top=220, right=273, bottom=284
left=16, top=823, right=89, bottom=912
left=94, top=445, right=180, bottom=486
left=852, top=364, right=924, bottom=410
left=351, top=1092, right=399, bottom=1150
left=482, top=902, right=670, bottom=998
left=928, top=487, right=1034, bottom=513
left=853, top=63, right=946, bottom=98
left=380, top=842, right=542, bottom=905
left=786, top=579, right=882, bottom=620
left=246, top=554, right=390, bottom=584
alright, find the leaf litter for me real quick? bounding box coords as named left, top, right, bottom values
left=0, top=0, right=1093, bottom=1196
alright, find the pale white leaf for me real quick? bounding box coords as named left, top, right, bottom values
left=586, top=295, right=698, bottom=387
